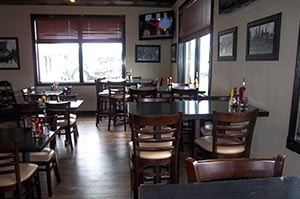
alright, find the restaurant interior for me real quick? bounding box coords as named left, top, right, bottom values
left=0, top=0, right=300, bottom=198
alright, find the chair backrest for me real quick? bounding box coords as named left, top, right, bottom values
left=212, top=109, right=258, bottom=158
left=171, top=87, right=198, bottom=100
left=46, top=101, right=71, bottom=126
left=62, top=86, right=72, bottom=95
left=21, top=87, right=30, bottom=102
left=130, top=112, right=183, bottom=182
left=14, top=102, right=39, bottom=127
left=107, top=80, right=127, bottom=100
left=95, top=77, right=107, bottom=94
left=185, top=155, right=286, bottom=183
left=0, top=80, right=17, bottom=109
left=129, top=87, right=157, bottom=102
left=0, top=142, right=22, bottom=197
left=58, top=94, right=77, bottom=101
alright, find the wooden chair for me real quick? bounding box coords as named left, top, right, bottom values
left=129, top=113, right=182, bottom=199
left=95, top=78, right=110, bottom=127
left=107, top=80, right=130, bottom=131
left=0, top=142, right=41, bottom=199
left=194, top=109, right=259, bottom=159
left=29, top=115, right=61, bottom=197
left=14, top=102, right=39, bottom=128
left=57, top=94, right=77, bottom=101
left=15, top=104, right=61, bottom=197
left=21, top=87, right=30, bottom=102
left=46, top=101, right=77, bottom=150
left=129, top=87, right=157, bottom=102
left=171, top=87, right=198, bottom=101
left=185, top=155, right=286, bottom=183
left=198, top=95, right=230, bottom=136
left=0, top=81, right=17, bottom=123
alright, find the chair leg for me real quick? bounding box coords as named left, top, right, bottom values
left=54, top=159, right=61, bottom=183
left=73, top=127, right=78, bottom=144
left=46, top=163, right=53, bottom=197
left=96, top=98, right=100, bottom=127
left=35, top=172, right=42, bottom=199
left=65, top=129, right=73, bottom=150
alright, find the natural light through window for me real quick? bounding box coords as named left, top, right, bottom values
left=199, top=34, right=210, bottom=94
left=37, top=43, right=79, bottom=83
left=82, top=43, right=122, bottom=82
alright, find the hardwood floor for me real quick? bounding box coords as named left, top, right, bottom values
left=0, top=115, right=190, bottom=198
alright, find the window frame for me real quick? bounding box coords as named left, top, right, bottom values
left=31, top=14, right=126, bottom=86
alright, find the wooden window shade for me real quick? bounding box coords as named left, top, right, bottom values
left=35, top=15, right=124, bottom=42
left=179, top=0, right=211, bottom=43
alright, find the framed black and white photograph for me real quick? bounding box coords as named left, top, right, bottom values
left=246, top=13, right=282, bottom=61
left=171, top=43, right=176, bottom=63
left=218, top=27, right=237, bottom=61
left=135, top=45, right=160, bottom=63
left=0, top=37, right=20, bottom=69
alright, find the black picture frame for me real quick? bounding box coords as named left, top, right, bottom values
left=171, top=43, right=176, bottom=63
left=246, top=13, right=282, bottom=61
left=135, top=45, right=160, bottom=63
left=287, top=20, right=300, bottom=154
left=0, top=37, right=20, bottom=69
left=218, top=27, right=237, bottom=61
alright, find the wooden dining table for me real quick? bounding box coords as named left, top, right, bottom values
left=0, top=128, right=58, bottom=162
left=139, top=176, right=300, bottom=199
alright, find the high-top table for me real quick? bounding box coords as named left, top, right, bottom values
left=139, top=176, right=300, bottom=199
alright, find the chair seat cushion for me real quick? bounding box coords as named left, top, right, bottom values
left=57, top=117, right=77, bottom=127
left=111, top=94, right=130, bottom=100
left=30, top=148, right=55, bottom=162
left=195, top=136, right=245, bottom=154
left=0, top=163, right=38, bottom=186
left=128, top=141, right=172, bottom=160
left=201, top=123, right=212, bottom=136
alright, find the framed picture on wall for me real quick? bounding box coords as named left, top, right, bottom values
left=246, top=13, right=282, bottom=61
left=135, top=45, right=160, bottom=63
left=0, top=37, right=20, bottom=69
left=171, top=43, right=176, bottom=63
left=218, top=27, right=237, bottom=61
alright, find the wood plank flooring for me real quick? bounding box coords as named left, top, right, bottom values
left=0, top=115, right=190, bottom=198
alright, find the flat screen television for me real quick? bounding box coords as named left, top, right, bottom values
left=219, top=0, right=256, bottom=14
left=139, top=11, right=174, bottom=40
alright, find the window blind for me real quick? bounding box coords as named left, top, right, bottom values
left=179, top=0, right=211, bottom=43
left=34, top=15, right=124, bottom=42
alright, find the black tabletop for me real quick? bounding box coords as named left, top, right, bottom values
left=128, top=100, right=269, bottom=121
left=139, top=176, right=300, bottom=199
left=101, top=78, right=152, bottom=86
left=30, top=90, right=63, bottom=96
left=0, top=128, right=56, bottom=153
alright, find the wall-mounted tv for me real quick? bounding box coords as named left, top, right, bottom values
left=219, top=0, right=256, bottom=14
left=139, top=11, right=174, bottom=40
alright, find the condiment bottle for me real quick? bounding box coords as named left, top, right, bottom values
left=194, top=72, right=199, bottom=89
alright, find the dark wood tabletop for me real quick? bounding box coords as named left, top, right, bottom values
left=128, top=100, right=269, bottom=121
left=101, top=78, right=153, bottom=86
left=30, top=90, right=63, bottom=96
left=139, top=176, right=300, bottom=199
left=0, top=128, right=58, bottom=161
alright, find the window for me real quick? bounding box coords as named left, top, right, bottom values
left=287, top=23, right=300, bottom=154
left=32, top=15, right=125, bottom=85
left=178, top=0, right=212, bottom=94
